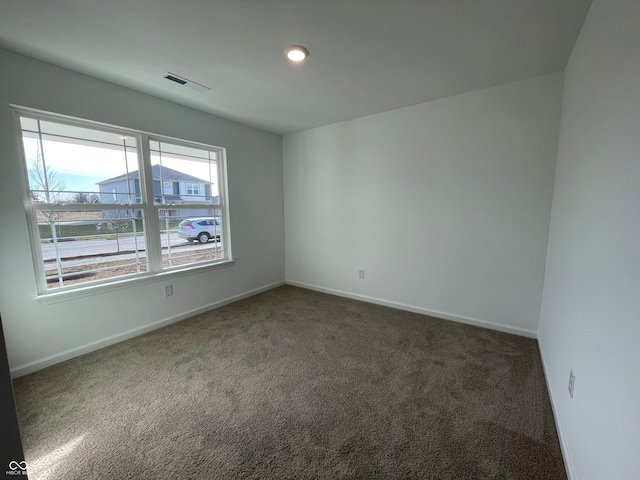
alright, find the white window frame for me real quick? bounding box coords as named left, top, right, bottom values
left=12, top=106, right=233, bottom=300
left=185, top=183, right=200, bottom=195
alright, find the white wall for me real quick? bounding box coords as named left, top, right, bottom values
left=538, top=1, right=640, bottom=479
left=284, top=73, right=563, bottom=336
left=0, top=48, right=285, bottom=375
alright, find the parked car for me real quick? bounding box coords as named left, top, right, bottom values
left=178, top=217, right=221, bottom=244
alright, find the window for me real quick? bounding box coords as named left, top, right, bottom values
left=15, top=108, right=231, bottom=294
left=185, top=183, right=200, bottom=196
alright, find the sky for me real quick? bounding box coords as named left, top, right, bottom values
left=23, top=137, right=136, bottom=193
left=22, top=136, right=218, bottom=196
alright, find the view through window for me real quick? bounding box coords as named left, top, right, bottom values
left=17, top=111, right=229, bottom=293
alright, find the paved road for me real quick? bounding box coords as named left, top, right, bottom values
left=41, top=232, right=217, bottom=262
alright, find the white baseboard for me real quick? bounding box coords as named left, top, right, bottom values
left=286, top=280, right=538, bottom=339
left=10, top=281, right=285, bottom=378
left=538, top=338, right=576, bottom=480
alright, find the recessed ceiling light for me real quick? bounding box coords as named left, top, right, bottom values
left=285, top=45, right=309, bottom=62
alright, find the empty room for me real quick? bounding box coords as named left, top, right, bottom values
left=0, top=1, right=638, bottom=479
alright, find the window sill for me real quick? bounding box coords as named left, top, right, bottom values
left=36, top=259, right=235, bottom=305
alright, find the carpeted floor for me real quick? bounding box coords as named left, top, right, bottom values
left=13, top=285, right=566, bottom=479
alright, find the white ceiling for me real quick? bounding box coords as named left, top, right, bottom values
left=0, top=0, right=592, bottom=135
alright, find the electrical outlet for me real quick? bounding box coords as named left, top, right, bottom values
left=568, top=370, right=575, bottom=398
left=164, top=284, right=173, bottom=297
left=359, top=269, right=365, bottom=279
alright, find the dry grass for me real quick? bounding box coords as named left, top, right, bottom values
left=46, top=248, right=222, bottom=289
left=62, top=211, right=104, bottom=221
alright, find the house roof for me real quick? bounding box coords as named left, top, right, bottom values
left=98, top=165, right=209, bottom=185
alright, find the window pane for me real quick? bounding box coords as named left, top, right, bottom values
left=20, top=117, right=38, bottom=131
left=159, top=209, right=224, bottom=269
left=39, top=209, right=147, bottom=289
left=23, top=119, right=137, bottom=149
left=21, top=118, right=139, bottom=205
left=17, top=109, right=230, bottom=295
left=150, top=140, right=219, bottom=205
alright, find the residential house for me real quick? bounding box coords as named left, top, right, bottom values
left=97, top=165, right=219, bottom=219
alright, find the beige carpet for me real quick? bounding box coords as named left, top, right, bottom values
left=13, top=285, right=566, bottom=479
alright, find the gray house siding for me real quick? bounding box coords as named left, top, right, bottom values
left=98, top=167, right=220, bottom=220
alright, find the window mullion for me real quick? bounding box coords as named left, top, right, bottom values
left=218, top=149, right=232, bottom=260
left=139, top=135, right=162, bottom=273
left=26, top=206, right=48, bottom=295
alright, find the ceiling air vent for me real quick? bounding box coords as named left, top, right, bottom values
left=163, top=72, right=210, bottom=93
left=165, top=74, right=187, bottom=85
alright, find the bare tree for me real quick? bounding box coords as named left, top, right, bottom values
left=29, top=158, right=69, bottom=204
left=72, top=192, right=100, bottom=204
left=98, top=210, right=132, bottom=252
left=72, top=191, right=89, bottom=204
left=29, top=157, right=71, bottom=237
